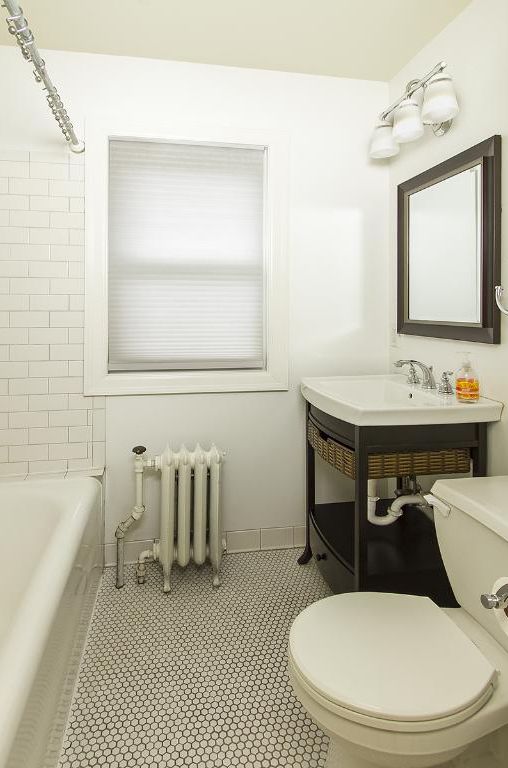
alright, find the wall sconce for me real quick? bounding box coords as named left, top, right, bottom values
left=369, top=118, right=400, bottom=159
left=392, top=94, right=424, bottom=144
left=370, top=61, right=459, bottom=160
left=421, top=73, right=459, bottom=128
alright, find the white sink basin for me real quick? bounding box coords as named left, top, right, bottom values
left=301, top=374, right=503, bottom=427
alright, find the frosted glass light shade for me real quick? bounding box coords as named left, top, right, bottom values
left=422, top=73, right=459, bottom=125
left=369, top=120, right=399, bottom=159
left=392, top=97, right=424, bottom=144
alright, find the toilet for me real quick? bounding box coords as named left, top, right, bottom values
left=288, top=476, right=508, bottom=768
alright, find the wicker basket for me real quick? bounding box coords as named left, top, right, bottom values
left=307, top=420, right=470, bottom=480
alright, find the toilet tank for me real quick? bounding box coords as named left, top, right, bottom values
left=431, top=476, right=508, bottom=653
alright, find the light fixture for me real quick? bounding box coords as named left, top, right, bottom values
left=392, top=95, right=424, bottom=144
left=369, top=61, right=459, bottom=160
left=369, top=119, right=399, bottom=159
left=422, top=73, right=459, bottom=126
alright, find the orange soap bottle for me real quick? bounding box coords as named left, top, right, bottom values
left=455, top=354, right=480, bottom=403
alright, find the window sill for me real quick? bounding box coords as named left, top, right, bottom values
left=84, top=368, right=288, bottom=396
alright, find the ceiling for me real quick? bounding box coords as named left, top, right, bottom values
left=0, top=0, right=472, bottom=81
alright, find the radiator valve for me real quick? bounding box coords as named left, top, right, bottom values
left=136, top=560, right=147, bottom=584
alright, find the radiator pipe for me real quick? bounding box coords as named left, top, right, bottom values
left=115, top=446, right=147, bottom=588
left=136, top=546, right=155, bottom=585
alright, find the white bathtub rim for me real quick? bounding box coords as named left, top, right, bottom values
left=0, top=477, right=101, bottom=768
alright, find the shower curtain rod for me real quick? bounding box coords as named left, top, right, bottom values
left=2, top=0, right=84, bottom=153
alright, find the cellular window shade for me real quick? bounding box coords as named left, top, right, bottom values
left=108, top=139, right=266, bottom=372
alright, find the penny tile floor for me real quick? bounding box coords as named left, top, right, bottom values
left=58, top=549, right=331, bottom=767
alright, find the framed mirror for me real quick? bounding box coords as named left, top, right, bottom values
left=397, top=135, right=501, bottom=343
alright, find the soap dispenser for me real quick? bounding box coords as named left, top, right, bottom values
left=455, top=353, right=480, bottom=403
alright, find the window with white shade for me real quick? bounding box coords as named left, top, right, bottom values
left=84, top=120, right=288, bottom=395
left=108, top=140, right=266, bottom=372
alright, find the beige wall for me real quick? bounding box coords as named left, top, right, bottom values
left=388, top=0, right=508, bottom=476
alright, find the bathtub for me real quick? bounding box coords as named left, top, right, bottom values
left=0, top=477, right=103, bottom=768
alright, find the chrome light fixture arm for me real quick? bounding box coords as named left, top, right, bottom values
left=379, top=61, right=453, bottom=136
left=379, top=61, right=447, bottom=122
left=2, top=0, right=84, bottom=153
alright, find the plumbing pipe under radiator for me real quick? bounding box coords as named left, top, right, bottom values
left=115, top=447, right=147, bottom=588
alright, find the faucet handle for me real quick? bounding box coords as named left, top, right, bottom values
left=394, top=360, right=420, bottom=385
left=481, top=584, right=508, bottom=610
left=437, top=371, right=454, bottom=396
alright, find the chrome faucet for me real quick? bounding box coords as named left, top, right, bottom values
left=394, top=359, right=437, bottom=390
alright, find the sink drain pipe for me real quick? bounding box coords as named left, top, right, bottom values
left=368, top=479, right=402, bottom=526
left=367, top=480, right=433, bottom=526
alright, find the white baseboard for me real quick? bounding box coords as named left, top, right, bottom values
left=104, top=525, right=306, bottom=567
left=227, top=525, right=306, bottom=553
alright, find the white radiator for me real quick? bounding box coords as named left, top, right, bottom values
left=131, top=443, right=225, bottom=593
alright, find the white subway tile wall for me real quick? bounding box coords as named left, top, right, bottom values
left=0, top=149, right=104, bottom=477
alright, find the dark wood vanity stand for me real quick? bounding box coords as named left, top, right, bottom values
left=298, top=402, right=488, bottom=607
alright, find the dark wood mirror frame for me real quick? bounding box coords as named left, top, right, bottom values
left=397, top=135, right=501, bottom=344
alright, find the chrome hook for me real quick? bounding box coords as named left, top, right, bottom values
left=495, top=286, right=508, bottom=316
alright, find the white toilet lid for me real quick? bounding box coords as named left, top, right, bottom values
left=289, top=592, right=497, bottom=723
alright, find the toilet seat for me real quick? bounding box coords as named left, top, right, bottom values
left=289, top=592, right=497, bottom=731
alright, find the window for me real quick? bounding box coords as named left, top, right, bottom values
left=85, top=121, right=288, bottom=395
left=108, top=140, right=266, bottom=372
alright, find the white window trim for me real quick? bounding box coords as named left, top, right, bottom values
left=84, top=118, right=289, bottom=395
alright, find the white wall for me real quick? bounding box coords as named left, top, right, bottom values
left=388, top=0, right=508, bottom=476
left=0, top=46, right=390, bottom=549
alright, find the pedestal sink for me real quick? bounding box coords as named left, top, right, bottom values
left=299, top=373, right=503, bottom=601
left=301, top=374, right=503, bottom=427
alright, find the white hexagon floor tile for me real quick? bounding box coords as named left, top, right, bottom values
left=58, top=550, right=331, bottom=767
